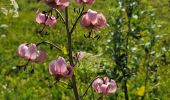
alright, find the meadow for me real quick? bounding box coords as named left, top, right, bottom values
left=0, top=0, right=170, bottom=100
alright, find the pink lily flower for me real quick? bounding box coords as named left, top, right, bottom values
left=36, top=12, right=56, bottom=27
left=92, top=77, right=117, bottom=94
left=81, top=9, right=107, bottom=30
left=73, top=51, right=84, bottom=61
left=49, top=56, right=73, bottom=78
left=18, top=43, right=47, bottom=62
left=75, top=0, right=95, bottom=4
left=34, top=50, right=47, bottom=62
left=44, top=0, right=69, bottom=9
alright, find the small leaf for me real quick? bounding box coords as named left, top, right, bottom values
left=61, top=46, right=68, bottom=55
left=136, top=86, right=145, bottom=96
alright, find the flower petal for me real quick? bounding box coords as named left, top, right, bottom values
left=56, top=0, right=69, bottom=9
left=92, top=78, right=103, bottom=93
left=100, top=84, right=109, bottom=94
left=74, top=51, right=84, bottom=61
left=75, top=0, right=82, bottom=3
left=49, top=60, right=57, bottom=75
left=36, top=12, right=46, bottom=24
left=25, top=43, right=37, bottom=60
left=87, top=9, right=98, bottom=25
left=34, top=50, right=47, bottom=62
left=18, top=43, right=28, bottom=58
left=94, top=13, right=107, bottom=30
left=63, top=65, right=73, bottom=78
left=55, top=56, right=67, bottom=75
left=83, top=0, right=95, bottom=4
left=103, top=77, right=109, bottom=84
left=81, top=14, right=91, bottom=27
left=45, top=16, right=56, bottom=27
left=108, top=80, right=117, bottom=93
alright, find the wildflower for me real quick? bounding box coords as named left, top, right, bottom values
left=81, top=9, right=107, bottom=30
left=49, top=56, right=73, bottom=79
left=44, top=0, right=69, bottom=9
left=36, top=11, right=56, bottom=27
left=75, top=0, right=95, bottom=4
left=18, top=43, right=46, bottom=62
left=92, top=77, right=117, bottom=94
left=73, top=51, right=84, bottom=61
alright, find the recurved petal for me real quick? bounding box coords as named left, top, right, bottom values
left=74, top=51, right=84, bottom=60
left=103, top=77, right=109, bottom=84
left=25, top=43, right=37, bottom=60
left=49, top=60, right=57, bottom=75
left=44, top=0, right=54, bottom=3
left=100, top=84, right=109, bottom=94
left=36, top=12, right=46, bottom=24
left=55, top=56, right=67, bottom=75
left=75, top=0, right=82, bottom=3
left=92, top=78, right=103, bottom=93
left=94, top=13, right=107, bottom=29
left=83, top=0, right=95, bottom=4
left=63, top=65, right=73, bottom=78
left=87, top=9, right=98, bottom=24
left=18, top=43, right=28, bottom=58
left=108, top=80, right=117, bottom=93
left=81, top=14, right=91, bottom=27
left=34, top=50, right=47, bottom=62
left=56, top=0, right=69, bottom=9
left=45, top=16, right=56, bottom=27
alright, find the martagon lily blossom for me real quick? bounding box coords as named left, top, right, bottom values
left=44, top=0, right=69, bottom=9
left=75, top=0, right=95, bottom=4
left=18, top=43, right=47, bottom=62
left=73, top=51, right=84, bottom=61
left=36, top=11, right=56, bottom=27
left=49, top=56, right=73, bottom=79
left=81, top=9, right=107, bottom=30
left=92, top=77, right=117, bottom=94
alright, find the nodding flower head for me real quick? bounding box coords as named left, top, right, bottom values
left=73, top=51, right=84, bottom=61
left=36, top=11, right=56, bottom=27
left=75, top=0, right=95, bottom=4
left=81, top=9, right=107, bottom=30
left=18, top=43, right=47, bottom=62
left=92, top=77, right=117, bottom=95
left=49, top=56, right=73, bottom=79
left=44, top=0, right=69, bottom=9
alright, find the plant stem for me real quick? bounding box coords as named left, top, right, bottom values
left=123, top=11, right=132, bottom=100
left=81, top=76, right=103, bottom=99
left=36, top=41, right=62, bottom=51
left=65, top=7, right=80, bottom=100
left=55, top=8, right=65, bottom=24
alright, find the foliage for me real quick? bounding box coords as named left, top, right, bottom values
left=0, top=0, right=170, bottom=100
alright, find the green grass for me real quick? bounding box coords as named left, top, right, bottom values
left=0, top=0, right=170, bottom=100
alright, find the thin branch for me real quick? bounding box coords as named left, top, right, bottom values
left=81, top=76, right=103, bottom=100
left=65, top=7, right=80, bottom=100
left=55, top=8, right=66, bottom=24
left=70, top=5, right=85, bottom=34
left=36, top=41, right=62, bottom=51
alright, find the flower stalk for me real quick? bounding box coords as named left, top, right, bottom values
left=65, top=7, right=80, bottom=100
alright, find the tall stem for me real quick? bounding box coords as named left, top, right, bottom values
left=123, top=14, right=131, bottom=100
left=65, top=7, right=80, bottom=100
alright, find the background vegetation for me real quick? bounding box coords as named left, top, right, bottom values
left=0, top=0, right=169, bottom=99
